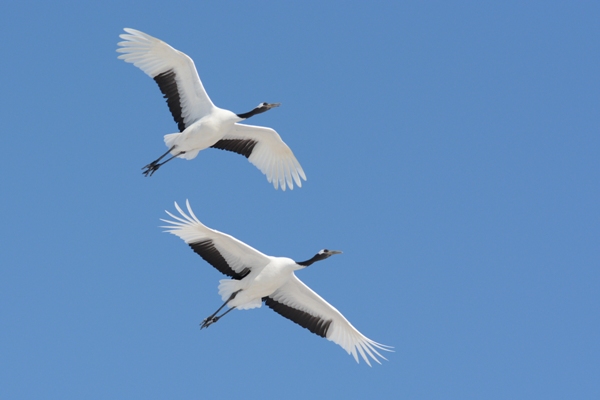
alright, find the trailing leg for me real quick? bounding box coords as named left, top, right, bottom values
left=142, top=146, right=185, bottom=176
left=200, top=290, right=241, bottom=329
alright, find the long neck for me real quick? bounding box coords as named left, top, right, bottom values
left=296, top=254, right=328, bottom=267
left=236, top=107, right=268, bottom=119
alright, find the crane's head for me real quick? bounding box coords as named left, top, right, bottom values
left=258, top=102, right=280, bottom=110
left=236, top=102, right=280, bottom=119
left=296, top=249, right=342, bottom=267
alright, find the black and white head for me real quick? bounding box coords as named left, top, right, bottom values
left=297, top=249, right=343, bottom=267
left=236, top=102, right=280, bottom=119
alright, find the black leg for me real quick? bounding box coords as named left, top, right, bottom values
left=142, top=146, right=186, bottom=177
left=200, top=290, right=241, bottom=330
left=200, top=306, right=236, bottom=330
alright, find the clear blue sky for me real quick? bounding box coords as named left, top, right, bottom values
left=1, top=1, right=598, bottom=398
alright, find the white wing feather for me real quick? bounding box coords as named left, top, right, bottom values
left=226, top=123, right=307, bottom=191
left=161, top=200, right=271, bottom=276
left=117, top=28, right=214, bottom=127
left=270, top=275, right=393, bottom=366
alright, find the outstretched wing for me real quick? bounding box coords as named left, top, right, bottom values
left=264, top=275, right=392, bottom=366
left=161, top=200, right=270, bottom=279
left=117, top=28, right=214, bottom=132
left=212, top=123, right=306, bottom=191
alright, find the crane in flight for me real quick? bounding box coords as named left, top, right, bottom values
left=117, top=28, right=306, bottom=190
left=161, top=200, right=392, bottom=365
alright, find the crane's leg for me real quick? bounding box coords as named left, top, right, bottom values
left=142, top=146, right=186, bottom=177
left=200, top=290, right=242, bottom=330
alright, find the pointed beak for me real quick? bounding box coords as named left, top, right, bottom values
left=330, top=250, right=343, bottom=255
left=265, top=102, right=280, bottom=109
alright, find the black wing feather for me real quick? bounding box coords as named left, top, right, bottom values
left=211, top=139, right=258, bottom=158
left=189, top=239, right=251, bottom=280
left=153, top=69, right=186, bottom=132
left=263, top=296, right=333, bottom=338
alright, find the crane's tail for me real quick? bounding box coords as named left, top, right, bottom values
left=164, top=132, right=180, bottom=149
left=218, top=279, right=262, bottom=310
left=218, top=279, right=241, bottom=303
left=163, top=133, right=199, bottom=160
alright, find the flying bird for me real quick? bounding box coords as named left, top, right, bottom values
left=117, top=28, right=306, bottom=190
left=161, top=200, right=392, bottom=365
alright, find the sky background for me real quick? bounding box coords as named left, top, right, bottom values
left=1, top=1, right=599, bottom=399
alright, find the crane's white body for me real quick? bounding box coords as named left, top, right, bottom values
left=117, top=28, right=306, bottom=190
left=162, top=201, right=392, bottom=365
left=218, top=256, right=299, bottom=310
left=164, top=108, right=242, bottom=160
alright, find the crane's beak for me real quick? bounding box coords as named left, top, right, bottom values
left=264, top=102, right=280, bottom=109
left=329, top=250, right=343, bottom=255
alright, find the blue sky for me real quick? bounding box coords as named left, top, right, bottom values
left=1, top=1, right=599, bottom=398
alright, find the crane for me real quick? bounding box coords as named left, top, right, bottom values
left=117, top=29, right=306, bottom=190
left=161, top=200, right=392, bottom=365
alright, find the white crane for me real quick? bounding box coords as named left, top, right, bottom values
left=161, top=200, right=392, bottom=365
left=117, top=28, right=306, bottom=191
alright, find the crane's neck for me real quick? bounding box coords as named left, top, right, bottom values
left=236, top=103, right=279, bottom=119
left=236, top=107, right=269, bottom=119
left=296, top=253, right=328, bottom=267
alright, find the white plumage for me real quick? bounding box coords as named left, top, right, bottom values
left=161, top=200, right=393, bottom=365
left=117, top=28, right=306, bottom=190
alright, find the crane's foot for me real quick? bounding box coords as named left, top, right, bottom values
left=142, top=161, right=161, bottom=177
left=199, top=291, right=240, bottom=330
left=141, top=147, right=184, bottom=177
left=200, top=315, right=220, bottom=330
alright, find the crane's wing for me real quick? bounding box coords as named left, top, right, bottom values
left=211, top=123, right=307, bottom=191
left=117, top=28, right=214, bottom=132
left=161, top=200, right=270, bottom=279
left=263, top=275, right=393, bottom=366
